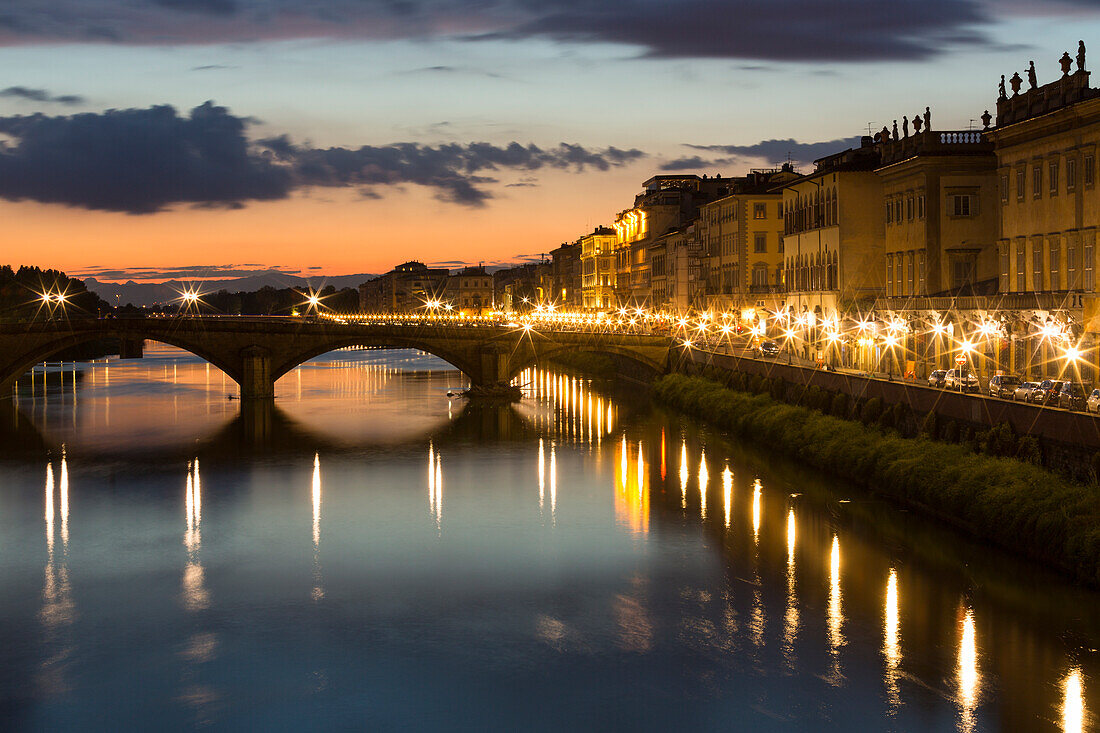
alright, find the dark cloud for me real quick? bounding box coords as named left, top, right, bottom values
left=659, top=155, right=712, bottom=171
left=0, top=0, right=998, bottom=62
left=688, top=136, right=864, bottom=166
left=77, top=265, right=304, bottom=280
left=499, top=0, right=991, bottom=61
left=0, top=102, right=290, bottom=213
left=258, top=135, right=643, bottom=206
left=152, top=0, right=237, bottom=15
left=190, top=64, right=237, bottom=71
left=0, top=86, right=84, bottom=105
left=0, top=102, right=645, bottom=212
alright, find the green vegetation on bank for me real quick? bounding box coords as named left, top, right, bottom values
left=654, top=373, right=1100, bottom=586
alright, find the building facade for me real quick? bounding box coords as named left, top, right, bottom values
left=781, top=141, right=886, bottom=321
left=579, top=227, right=617, bottom=309
left=443, top=266, right=493, bottom=313
left=359, top=261, right=449, bottom=313
left=988, top=60, right=1100, bottom=381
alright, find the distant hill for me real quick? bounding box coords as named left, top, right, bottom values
left=84, top=271, right=377, bottom=307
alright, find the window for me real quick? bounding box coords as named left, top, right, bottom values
left=1050, top=238, right=1061, bottom=289
left=1016, top=240, right=1026, bottom=291
left=1085, top=238, right=1095, bottom=290
left=907, top=197, right=914, bottom=221
left=1033, top=165, right=1043, bottom=198
left=751, top=265, right=768, bottom=286
left=1086, top=155, right=1095, bottom=188
left=951, top=194, right=973, bottom=217
left=885, top=200, right=892, bottom=225
left=917, top=251, right=926, bottom=294
left=1033, top=241, right=1044, bottom=290
left=753, top=203, right=766, bottom=219
left=918, top=194, right=925, bottom=220
left=754, top=232, right=767, bottom=253
left=895, top=200, right=902, bottom=223
left=999, top=244, right=1009, bottom=291
left=886, top=257, right=894, bottom=297
left=1050, top=160, right=1060, bottom=195
left=907, top=253, right=915, bottom=295
left=778, top=238, right=784, bottom=254
left=1068, top=159, right=1078, bottom=193
left=1017, top=167, right=1026, bottom=202
left=1000, top=174, right=1009, bottom=203
left=1069, top=237, right=1080, bottom=289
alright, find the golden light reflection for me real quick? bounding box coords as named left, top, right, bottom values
left=698, top=451, right=708, bottom=519
left=550, top=442, right=557, bottom=521
left=827, top=534, right=845, bottom=684
left=312, top=453, right=321, bottom=549
left=660, top=429, right=666, bottom=481
left=614, top=438, right=649, bottom=535
left=679, top=440, right=688, bottom=509
left=44, top=461, right=55, bottom=553
left=1063, top=667, right=1085, bottom=733
left=751, top=479, right=762, bottom=543
left=59, top=449, right=69, bottom=548
left=428, top=441, right=435, bottom=511
left=783, top=508, right=798, bottom=666
left=538, top=438, right=545, bottom=511
left=311, top=453, right=323, bottom=601
left=722, top=466, right=732, bottom=529
left=182, top=459, right=209, bottom=612
left=957, top=607, right=980, bottom=732
left=620, top=434, right=628, bottom=490
left=434, top=454, right=443, bottom=531
left=884, top=569, right=901, bottom=711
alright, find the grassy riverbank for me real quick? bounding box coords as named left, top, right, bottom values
left=654, top=373, right=1100, bottom=586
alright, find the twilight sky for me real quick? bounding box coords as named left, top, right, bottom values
left=3, top=0, right=1100, bottom=281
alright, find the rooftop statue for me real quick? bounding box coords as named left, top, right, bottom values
left=913, top=114, right=923, bottom=133
left=981, top=110, right=992, bottom=130
left=892, top=120, right=899, bottom=140
left=1079, top=40, right=1087, bottom=73
left=902, top=116, right=909, bottom=137
left=1010, top=71, right=1023, bottom=95
left=1061, top=51, right=1074, bottom=77
left=1028, top=60, right=1038, bottom=89
left=999, top=74, right=1007, bottom=101
left=924, top=106, right=931, bottom=131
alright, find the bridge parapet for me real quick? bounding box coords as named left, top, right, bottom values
left=0, top=317, right=674, bottom=400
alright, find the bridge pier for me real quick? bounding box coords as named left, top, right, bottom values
left=239, top=346, right=275, bottom=400
left=119, top=337, right=144, bottom=359
left=477, top=346, right=511, bottom=387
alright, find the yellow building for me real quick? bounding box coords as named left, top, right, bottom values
left=988, top=56, right=1100, bottom=381
left=613, top=175, right=729, bottom=308
left=579, top=227, right=617, bottom=309
left=781, top=141, right=886, bottom=322
left=699, top=167, right=798, bottom=321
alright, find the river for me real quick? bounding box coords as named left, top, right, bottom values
left=0, top=344, right=1096, bottom=731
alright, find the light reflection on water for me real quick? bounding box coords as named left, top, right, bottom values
left=0, top=346, right=1096, bottom=731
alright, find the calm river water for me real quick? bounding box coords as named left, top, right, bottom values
left=0, top=344, right=1097, bottom=731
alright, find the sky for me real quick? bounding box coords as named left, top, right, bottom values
left=3, top=1, right=1100, bottom=281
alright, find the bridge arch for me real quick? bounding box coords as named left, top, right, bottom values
left=505, top=343, right=667, bottom=384
left=0, top=329, right=246, bottom=398
left=269, top=338, right=480, bottom=384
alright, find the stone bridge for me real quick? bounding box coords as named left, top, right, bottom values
left=0, top=317, right=675, bottom=400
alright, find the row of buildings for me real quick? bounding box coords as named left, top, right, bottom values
left=360, top=45, right=1100, bottom=382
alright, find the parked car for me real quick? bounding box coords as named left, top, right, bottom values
left=1056, top=382, right=1089, bottom=411
left=927, top=369, right=947, bottom=388
left=1013, top=381, right=1039, bottom=402
left=944, top=368, right=980, bottom=394
left=987, top=374, right=1021, bottom=398
left=1087, top=388, right=1100, bottom=414
left=757, top=340, right=781, bottom=357
left=1029, top=379, right=1065, bottom=405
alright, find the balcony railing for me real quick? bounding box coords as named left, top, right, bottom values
left=873, top=291, right=1087, bottom=312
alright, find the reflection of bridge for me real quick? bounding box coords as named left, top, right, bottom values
left=0, top=317, right=674, bottom=399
